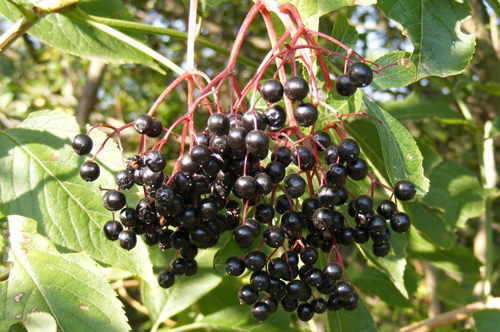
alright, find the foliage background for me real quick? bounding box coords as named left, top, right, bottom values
left=0, top=0, right=499, bottom=331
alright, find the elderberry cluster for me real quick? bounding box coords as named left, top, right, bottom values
left=72, top=61, right=416, bottom=323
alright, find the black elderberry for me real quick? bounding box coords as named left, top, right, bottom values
left=335, top=75, right=357, bottom=97
left=233, top=225, right=255, bottom=248
left=197, top=198, right=219, bottom=220
left=147, top=117, right=163, bottom=138
left=337, top=227, right=355, bottom=246
left=265, top=161, right=286, bottom=184
left=394, top=180, right=416, bottom=201
left=347, top=157, right=369, bottom=181
left=286, top=280, right=308, bottom=299
left=302, top=197, right=321, bottom=218
left=312, top=207, right=334, bottom=231
left=116, top=170, right=134, bottom=190
left=280, top=210, right=302, bottom=235
left=323, top=262, right=343, bottom=281
left=354, top=194, right=373, bottom=215
left=171, top=230, right=190, bottom=250
left=263, top=225, right=285, bottom=248
left=334, top=281, right=354, bottom=300
left=185, top=259, right=198, bottom=276
left=326, top=294, right=342, bottom=311
left=250, top=270, right=270, bottom=291
left=323, top=145, right=340, bottom=165
left=342, top=293, right=359, bottom=311
left=265, top=105, right=287, bottom=127
left=170, top=257, right=188, bottom=275
left=312, top=298, right=328, bottom=314
left=145, top=150, right=167, bottom=173
left=207, top=113, right=229, bottom=136
left=103, top=220, right=123, bottom=241
left=262, top=296, right=278, bottom=314
left=227, top=127, right=248, bottom=151
left=353, top=226, right=370, bottom=244
left=281, top=297, right=298, bottom=312
left=305, top=268, right=325, bottom=287
left=313, top=130, right=332, bottom=151
left=80, top=161, right=100, bottom=182
left=348, top=62, right=373, bottom=87
left=119, top=208, right=138, bottom=227
left=373, top=242, right=391, bottom=257
left=283, top=174, right=306, bottom=198
left=297, top=302, right=314, bottom=322
left=390, top=212, right=411, bottom=233
left=133, top=114, right=153, bottom=135
left=189, top=225, right=210, bottom=246
left=242, top=110, right=267, bottom=131
left=118, top=230, right=137, bottom=250
left=284, top=76, right=309, bottom=102
left=338, top=138, right=360, bottom=162
left=180, top=244, right=198, bottom=260
left=261, top=79, right=284, bottom=104
left=245, top=218, right=261, bottom=237
left=239, top=285, right=258, bottom=305
left=300, top=247, right=318, bottom=265
left=72, top=134, right=93, bottom=155
left=251, top=301, right=270, bottom=322
left=291, top=145, right=315, bottom=171
left=317, top=185, right=340, bottom=209
left=245, top=130, right=269, bottom=157
left=271, top=146, right=292, bottom=167
left=294, top=103, right=318, bottom=127
left=234, top=176, right=256, bottom=198
left=102, top=190, right=126, bottom=211
left=225, top=257, right=245, bottom=276
left=378, top=199, right=396, bottom=219
left=158, top=270, right=175, bottom=289
left=268, top=257, right=288, bottom=278
left=326, top=163, right=347, bottom=186
left=190, top=144, right=211, bottom=166
left=195, top=133, right=211, bottom=146
left=254, top=173, right=273, bottom=196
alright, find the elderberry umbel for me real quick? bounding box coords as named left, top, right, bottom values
left=71, top=0, right=416, bottom=324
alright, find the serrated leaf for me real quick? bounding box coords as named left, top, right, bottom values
left=0, top=215, right=130, bottom=332
left=0, top=110, right=154, bottom=282
left=407, top=231, right=481, bottom=276
left=363, top=97, right=429, bottom=198
left=278, top=0, right=354, bottom=30
left=473, top=309, right=500, bottom=332
left=371, top=51, right=417, bottom=88
left=402, top=201, right=457, bottom=249
left=148, top=249, right=224, bottom=332
left=358, top=232, right=409, bottom=298
left=0, top=0, right=161, bottom=70
left=353, top=267, right=411, bottom=307
left=163, top=306, right=299, bottom=332
left=380, top=92, right=461, bottom=122
left=328, top=296, right=378, bottom=332
left=377, top=0, right=475, bottom=80
left=423, top=161, right=484, bottom=229
left=331, top=14, right=358, bottom=54
left=326, top=89, right=363, bottom=118
left=24, top=312, right=57, bottom=332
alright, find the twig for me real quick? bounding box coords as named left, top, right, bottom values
left=0, top=17, right=39, bottom=53
left=186, top=0, right=198, bottom=69
left=399, top=297, right=500, bottom=332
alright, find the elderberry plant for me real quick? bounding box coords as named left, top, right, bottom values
left=72, top=0, right=419, bottom=324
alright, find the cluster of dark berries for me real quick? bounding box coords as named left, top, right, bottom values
left=72, top=60, right=416, bottom=322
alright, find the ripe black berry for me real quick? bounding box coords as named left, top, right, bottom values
left=284, top=76, right=309, bottom=101
left=234, top=176, right=256, bottom=198
left=293, top=103, right=318, bottom=127
left=250, top=270, right=270, bottom=291
left=373, top=242, right=391, bottom=257
left=348, top=62, right=373, bottom=87
left=145, top=150, right=167, bottom=172
left=263, top=225, right=285, bottom=248
left=251, top=301, right=270, bottom=322
left=80, top=161, right=100, bottom=182
left=271, top=146, right=291, bottom=167
left=291, top=146, right=315, bottom=171
left=354, top=194, right=373, bottom=215
left=147, top=117, right=163, bottom=138
left=281, top=297, right=298, bottom=312
left=347, top=158, right=369, bottom=181
left=118, top=230, right=137, bottom=250
left=72, top=134, right=93, bottom=155
left=337, top=138, right=360, bottom=162
left=158, top=270, right=175, bottom=289
left=313, top=131, right=332, bottom=151
left=335, top=75, right=357, bottom=97
left=265, top=161, right=286, bottom=184
left=342, top=293, right=359, bottom=311
left=133, top=114, right=153, bottom=135
left=378, top=199, right=396, bottom=219
left=300, top=247, right=318, bottom=265
left=116, top=170, right=134, bottom=190
left=323, top=262, right=343, bottom=281
left=242, top=110, right=267, bottom=131
left=170, top=257, right=188, bottom=275
left=207, top=113, right=229, bottom=136
left=326, top=163, right=347, bottom=186
left=233, top=225, right=255, bottom=248
left=265, top=105, right=287, bottom=127
left=297, top=302, right=314, bottom=321
left=238, top=284, right=258, bottom=305
left=245, top=130, right=269, bottom=158
left=312, top=298, right=328, bottom=314
left=390, top=212, right=411, bottom=233
left=103, top=220, right=123, bottom=241
left=312, top=208, right=334, bottom=231
left=227, top=127, right=248, bottom=151
left=102, top=190, right=126, bottom=211
left=190, top=144, right=211, bottom=166
left=334, top=281, right=354, bottom=300
left=261, top=79, right=284, bottom=104
left=283, top=174, right=306, bottom=198
left=394, top=180, right=416, bottom=201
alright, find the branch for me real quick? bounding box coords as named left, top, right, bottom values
left=76, top=60, right=107, bottom=126
left=399, top=297, right=500, bottom=332
left=0, top=17, right=39, bottom=53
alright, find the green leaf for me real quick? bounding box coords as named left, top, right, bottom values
left=352, top=267, right=411, bottom=307
left=473, top=309, right=500, bottom=332
left=0, top=111, right=154, bottom=282
left=377, top=0, right=475, bottom=80
left=371, top=52, right=417, bottom=89
left=331, top=14, right=358, bottom=54
left=326, top=89, right=363, bottom=118
left=416, top=139, right=442, bottom=176
left=485, top=0, right=500, bottom=17
left=163, top=306, right=299, bottom=332
left=475, top=80, right=500, bottom=96
left=423, top=161, right=484, bottom=229
left=402, top=201, right=457, bottom=249
left=0, top=0, right=161, bottom=71
left=380, top=92, right=461, bottom=122
left=0, top=215, right=129, bottom=332
left=363, top=97, right=430, bottom=198
left=328, top=296, right=378, bottom=332
left=489, top=117, right=500, bottom=138
left=358, top=232, right=409, bottom=298
left=24, top=312, right=57, bottom=332
left=407, top=231, right=481, bottom=277
left=148, top=249, right=224, bottom=332
left=278, top=0, right=353, bottom=30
